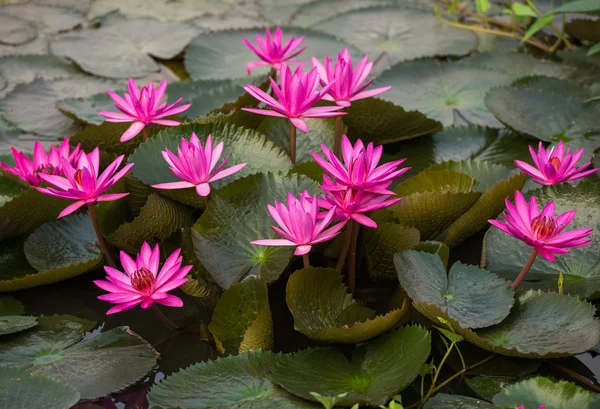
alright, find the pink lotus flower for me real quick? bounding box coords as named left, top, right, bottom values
left=94, top=242, right=191, bottom=314
left=318, top=175, right=402, bottom=229
left=35, top=147, right=133, bottom=218
left=98, top=79, right=191, bottom=142
left=251, top=192, right=347, bottom=256
left=242, top=64, right=346, bottom=133
left=311, top=48, right=391, bottom=107
left=242, top=27, right=306, bottom=75
left=0, top=139, right=82, bottom=186
left=152, top=133, right=247, bottom=197
left=312, top=135, right=409, bottom=194
left=515, top=141, right=598, bottom=186
left=488, top=190, right=593, bottom=261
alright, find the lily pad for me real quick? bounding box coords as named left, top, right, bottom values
left=424, top=394, right=499, bottom=409
left=0, top=4, right=85, bottom=34
left=286, top=267, right=409, bottom=343
left=291, top=0, right=394, bottom=27
left=128, top=122, right=292, bottom=207
left=192, top=172, right=318, bottom=289
left=376, top=59, right=514, bottom=127
left=483, top=182, right=600, bottom=298
left=106, top=193, right=194, bottom=254
left=0, top=315, right=158, bottom=399
left=312, top=6, right=477, bottom=65
left=271, top=325, right=431, bottom=407
left=148, top=350, right=320, bottom=409
left=208, top=277, right=273, bottom=354
left=0, top=296, right=24, bottom=315
left=50, top=18, right=197, bottom=78
left=0, top=297, right=38, bottom=335
left=1, top=77, right=114, bottom=137
left=466, top=376, right=519, bottom=401
left=185, top=27, right=358, bottom=81
left=492, top=377, right=600, bottom=409
left=512, top=75, right=595, bottom=99
left=0, top=31, right=49, bottom=58
left=392, top=169, right=482, bottom=239
left=56, top=91, right=119, bottom=125
left=88, top=0, right=230, bottom=21
left=0, top=15, right=37, bottom=47
left=459, top=51, right=577, bottom=79
left=395, top=250, right=514, bottom=329
left=0, top=367, right=80, bottom=409
left=343, top=98, right=443, bottom=145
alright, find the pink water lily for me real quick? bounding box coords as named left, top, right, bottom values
left=35, top=147, right=133, bottom=218
left=311, top=48, right=391, bottom=107
left=152, top=133, right=247, bottom=197
left=313, top=135, right=409, bottom=194
left=318, top=175, right=402, bottom=229
left=98, top=79, right=191, bottom=142
left=242, top=64, right=346, bottom=133
left=251, top=192, right=346, bottom=256
left=94, top=242, right=191, bottom=314
left=515, top=141, right=598, bottom=186
left=242, top=27, right=306, bottom=75
left=489, top=190, right=593, bottom=262
left=0, top=139, right=82, bottom=186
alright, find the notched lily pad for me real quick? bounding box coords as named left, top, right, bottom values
left=459, top=51, right=576, bottom=79
left=0, top=16, right=37, bottom=47
left=424, top=394, right=500, bottom=409
left=287, top=267, right=409, bottom=343
left=56, top=91, right=119, bottom=126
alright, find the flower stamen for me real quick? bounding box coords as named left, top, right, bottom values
left=531, top=215, right=558, bottom=240
left=131, top=267, right=155, bottom=295
left=550, top=157, right=561, bottom=171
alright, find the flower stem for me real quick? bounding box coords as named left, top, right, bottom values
left=512, top=248, right=538, bottom=290
left=336, top=220, right=354, bottom=271
left=334, top=116, right=344, bottom=158
left=289, top=121, right=297, bottom=165
left=87, top=203, right=116, bottom=268
left=142, top=127, right=149, bottom=142
left=151, top=304, right=178, bottom=330
left=347, top=221, right=360, bottom=293
left=303, top=253, right=310, bottom=269
left=202, top=194, right=209, bottom=209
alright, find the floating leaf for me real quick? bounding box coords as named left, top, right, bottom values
left=208, top=277, right=273, bottom=354
left=271, top=325, right=431, bottom=407
left=467, top=376, right=518, bottom=401
left=0, top=4, right=85, bottom=34
left=88, top=0, right=230, bottom=21
left=291, top=0, right=394, bottom=27
left=0, top=367, right=80, bottom=409
left=512, top=75, right=594, bottom=99
left=343, top=98, right=443, bottom=145
left=0, top=297, right=37, bottom=336
left=287, top=267, right=409, bottom=343
left=0, top=315, right=158, bottom=399
left=128, top=122, right=292, bottom=207
left=458, top=51, right=576, bottom=79
left=56, top=91, right=118, bottom=126
left=192, top=173, right=318, bottom=289
left=185, top=27, right=358, bottom=80
left=424, top=394, right=499, bottom=409
left=51, top=17, right=197, bottom=78
left=106, top=194, right=194, bottom=254
left=551, top=0, right=600, bottom=14
left=395, top=250, right=514, bottom=329
left=0, top=15, right=37, bottom=47
left=376, top=60, right=513, bottom=127
left=312, top=6, right=477, bottom=65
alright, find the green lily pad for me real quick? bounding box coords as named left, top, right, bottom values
left=0, top=295, right=24, bottom=315
left=376, top=60, right=514, bottom=127
left=148, top=350, right=321, bottom=409
left=192, top=172, right=318, bottom=289
left=0, top=30, right=49, bottom=58
left=392, top=170, right=482, bottom=239
left=209, top=277, right=273, bottom=354
left=128, top=122, right=292, bottom=208
left=467, top=376, right=519, bottom=401
left=512, top=76, right=595, bottom=99
left=1, top=77, right=114, bottom=137
left=0, top=315, right=38, bottom=336
left=312, top=6, right=477, bottom=65
left=88, top=0, right=230, bottom=21
left=271, top=325, right=431, bottom=407
left=424, top=394, right=499, bottom=409
left=257, top=0, right=312, bottom=25
left=291, top=0, right=394, bottom=27
left=106, top=193, right=194, bottom=254
left=286, top=267, right=409, bottom=343
left=0, top=367, right=80, bottom=409
left=185, top=27, right=358, bottom=81
left=0, top=315, right=158, bottom=399
left=343, top=98, right=443, bottom=145
left=459, top=51, right=577, bottom=79
left=483, top=182, right=600, bottom=298
left=0, top=4, right=85, bottom=34
left=51, top=17, right=197, bottom=78
left=257, top=117, right=335, bottom=164
left=492, top=377, right=600, bottom=409
left=395, top=250, right=514, bottom=329
left=0, top=15, right=37, bottom=47
left=56, top=91, right=119, bottom=125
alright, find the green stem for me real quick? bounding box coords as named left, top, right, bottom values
left=336, top=220, right=354, bottom=271
left=512, top=248, right=538, bottom=290
left=334, top=116, right=344, bottom=158
left=289, top=121, right=297, bottom=165
left=142, top=127, right=150, bottom=142
left=525, top=0, right=573, bottom=48
left=303, top=253, right=310, bottom=269
left=151, top=304, right=178, bottom=330
left=202, top=194, right=210, bottom=209
left=87, top=203, right=116, bottom=268
left=347, top=220, right=359, bottom=294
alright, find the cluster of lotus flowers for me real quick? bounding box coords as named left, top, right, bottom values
left=0, top=27, right=597, bottom=316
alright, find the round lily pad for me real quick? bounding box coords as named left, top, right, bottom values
left=0, top=295, right=38, bottom=336
left=395, top=250, right=514, bottom=329
left=271, top=325, right=431, bottom=407
left=0, top=4, right=85, bottom=34
left=148, top=350, right=321, bottom=409
left=88, top=0, right=230, bottom=21
left=0, top=367, right=80, bottom=409
left=291, top=0, right=393, bottom=27
left=56, top=91, right=119, bottom=126
left=286, top=267, right=409, bottom=343
left=424, top=394, right=500, bottom=409
left=312, top=6, right=477, bottom=65
left=376, top=60, right=514, bottom=127
left=0, top=15, right=37, bottom=47
left=208, top=277, right=273, bottom=354
left=0, top=315, right=158, bottom=399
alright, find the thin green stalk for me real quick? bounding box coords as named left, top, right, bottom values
left=289, top=122, right=297, bottom=165
left=347, top=221, right=359, bottom=294
left=142, top=127, right=150, bottom=141
left=303, top=253, right=310, bottom=269
left=334, top=116, right=344, bottom=158
left=87, top=203, right=116, bottom=268
left=336, top=221, right=354, bottom=271
left=525, top=0, right=573, bottom=48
